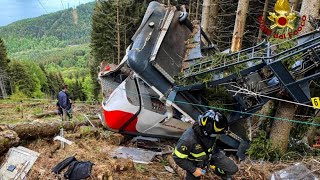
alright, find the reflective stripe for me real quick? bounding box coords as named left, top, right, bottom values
left=214, top=122, right=224, bottom=132
left=190, top=151, right=206, bottom=158
left=174, top=148, right=188, bottom=158
left=187, top=157, right=203, bottom=162
left=217, top=168, right=225, bottom=174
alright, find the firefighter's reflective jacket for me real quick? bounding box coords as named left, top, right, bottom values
left=173, top=127, right=216, bottom=173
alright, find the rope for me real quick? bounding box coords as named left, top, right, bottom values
left=226, top=84, right=315, bottom=109
left=172, top=100, right=320, bottom=127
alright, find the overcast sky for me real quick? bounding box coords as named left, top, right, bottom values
left=0, top=0, right=95, bottom=26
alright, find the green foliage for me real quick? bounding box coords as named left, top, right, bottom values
left=0, top=2, right=96, bottom=101
left=0, top=3, right=95, bottom=54
left=46, top=71, right=65, bottom=98
left=8, top=61, right=37, bottom=97
left=135, top=164, right=146, bottom=172
left=247, top=130, right=281, bottom=161
left=11, top=44, right=91, bottom=68
left=0, top=38, right=10, bottom=71
left=90, top=0, right=147, bottom=98
left=82, top=75, right=95, bottom=101
left=91, top=0, right=146, bottom=64
left=23, top=61, right=47, bottom=98
left=10, top=90, right=28, bottom=101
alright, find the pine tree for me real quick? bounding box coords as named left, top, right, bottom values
left=8, top=61, right=37, bottom=97
left=90, top=0, right=147, bottom=99
left=0, top=38, right=9, bottom=71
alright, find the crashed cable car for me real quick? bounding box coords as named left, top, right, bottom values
left=98, top=1, right=320, bottom=158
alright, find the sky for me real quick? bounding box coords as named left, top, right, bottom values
left=0, top=0, right=95, bottom=26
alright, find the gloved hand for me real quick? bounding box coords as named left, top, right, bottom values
left=193, top=168, right=204, bottom=177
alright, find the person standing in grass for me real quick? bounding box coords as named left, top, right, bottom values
left=57, top=85, right=71, bottom=121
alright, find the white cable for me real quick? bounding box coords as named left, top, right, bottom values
left=227, top=85, right=315, bottom=108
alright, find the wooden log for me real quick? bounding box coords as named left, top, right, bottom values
left=108, top=133, right=126, bottom=145
left=0, top=127, right=20, bottom=154
left=5, top=120, right=102, bottom=139
left=32, top=111, right=57, bottom=118
left=0, top=120, right=103, bottom=154
left=165, top=154, right=186, bottom=180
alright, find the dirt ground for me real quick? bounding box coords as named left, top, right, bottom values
left=9, top=130, right=320, bottom=180
left=25, top=130, right=180, bottom=180
left=1, top=100, right=320, bottom=180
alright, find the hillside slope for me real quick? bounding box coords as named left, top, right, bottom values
left=0, top=2, right=94, bottom=54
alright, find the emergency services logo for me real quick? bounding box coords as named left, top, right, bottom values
left=258, top=0, right=306, bottom=39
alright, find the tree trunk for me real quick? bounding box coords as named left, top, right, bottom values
left=116, top=0, right=121, bottom=64
left=257, top=0, right=270, bottom=43
left=302, top=111, right=320, bottom=145
left=201, top=0, right=219, bottom=41
left=300, top=0, right=320, bottom=35
left=0, top=128, right=19, bottom=154
left=0, top=120, right=102, bottom=154
left=299, top=0, right=320, bottom=145
left=231, top=0, right=250, bottom=52
left=32, top=111, right=57, bottom=118
left=291, top=0, right=300, bottom=11
left=195, top=0, right=200, bottom=20
left=189, top=0, right=192, bottom=18
left=269, top=102, right=296, bottom=154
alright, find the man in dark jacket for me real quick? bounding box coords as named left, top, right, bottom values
left=173, top=110, right=238, bottom=180
left=57, top=85, right=71, bottom=121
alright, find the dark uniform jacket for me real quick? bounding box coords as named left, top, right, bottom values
left=58, top=90, right=71, bottom=109
left=173, top=127, right=216, bottom=174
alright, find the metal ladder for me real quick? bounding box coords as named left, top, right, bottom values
left=181, top=40, right=267, bottom=79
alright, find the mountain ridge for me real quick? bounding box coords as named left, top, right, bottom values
left=0, top=2, right=95, bottom=54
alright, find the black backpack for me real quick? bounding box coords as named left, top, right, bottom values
left=52, top=156, right=93, bottom=180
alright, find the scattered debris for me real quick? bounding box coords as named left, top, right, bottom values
left=53, top=136, right=73, bottom=145
left=270, top=163, right=317, bottom=180
left=164, top=166, right=175, bottom=173
left=110, top=146, right=158, bottom=164
left=0, top=146, right=39, bottom=180
left=83, top=114, right=96, bottom=128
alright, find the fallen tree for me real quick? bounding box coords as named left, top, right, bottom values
left=32, top=111, right=58, bottom=118
left=0, top=120, right=102, bottom=154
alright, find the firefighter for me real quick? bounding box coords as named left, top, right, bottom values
left=173, top=110, right=238, bottom=180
